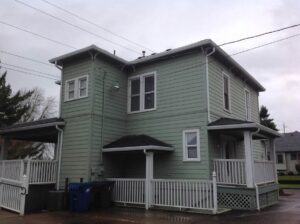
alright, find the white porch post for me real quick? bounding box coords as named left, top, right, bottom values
left=145, top=151, right=153, bottom=210
left=269, top=138, right=278, bottom=183
left=244, top=131, right=254, bottom=188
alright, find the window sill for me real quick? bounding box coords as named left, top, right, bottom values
left=183, top=158, right=201, bottom=162
left=64, top=95, right=88, bottom=102
left=223, top=108, right=231, bottom=114
left=127, top=108, right=157, bottom=114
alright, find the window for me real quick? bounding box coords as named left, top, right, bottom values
left=128, top=72, right=156, bottom=113
left=223, top=73, right=230, bottom=111
left=65, top=75, right=88, bottom=101
left=183, top=129, right=200, bottom=161
left=277, top=153, right=284, bottom=164
left=291, top=152, right=300, bottom=160
left=244, top=89, right=251, bottom=120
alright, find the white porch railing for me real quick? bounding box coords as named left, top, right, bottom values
left=107, top=178, right=145, bottom=205
left=213, top=159, right=246, bottom=185
left=27, top=160, right=58, bottom=184
left=254, top=160, right=276, bottom=184
left=107, top=175, right=218, bottom=213
left=0, top=160, right=23, bottom=182
left=152, top=179, right=217, bottom=211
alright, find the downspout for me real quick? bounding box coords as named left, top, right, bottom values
left=54, top=61, right=63, bottom=118
left=205, top=47, right=215, bottom=123
left=55, top=125, right=63, bottom=190
left=100, top=71, right=106, bottom=158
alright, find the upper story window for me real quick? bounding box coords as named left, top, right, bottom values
left=223, top=73, right=230, bottom=111
left=183, top=129, right=200, bottom=161
left=65, top=75, right=88, bottom=102
left=128, top=72, right=156, bottom=113
left=244, top=89, right=251, bottom=120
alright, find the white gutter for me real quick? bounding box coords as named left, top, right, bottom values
left=0, top=122, right=65, bottom=134
left=206, top=47, right=215, bottom=123
left=54, top=61, right=63, bottom=118
left=55, top=125, right=63, bottom=190
left=102, top=145, right=174, bottom=153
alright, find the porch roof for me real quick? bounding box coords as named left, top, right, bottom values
left=103, top=135, right=173, bottom=152
left=0, top=118, right=65, bottom=143
left=207, top=118, right=281, bottom=139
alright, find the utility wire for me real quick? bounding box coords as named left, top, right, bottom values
left=230, top=33, right=300, bottom=56
left=39, top=0, right=155, bottom=53
left=219, top=23, right=300, bottom=46
left=0, top=49, right=53, bottom=67
left=1, top=66, right=58, bottom=80
left=0, top=62, right=59, bottom=78
left=0, top=20, right=76, bottom=49
left=15, top=0, right=141, bottom=55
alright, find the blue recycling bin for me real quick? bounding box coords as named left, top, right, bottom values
left=69, top=182, right=94, bottom=212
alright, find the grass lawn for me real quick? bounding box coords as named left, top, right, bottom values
left=278, top=175, right=300, bottom=181
left=278, top=175, right=300, bottom=189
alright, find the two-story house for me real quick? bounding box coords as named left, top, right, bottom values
left=0, top=39, right=280, bottom=214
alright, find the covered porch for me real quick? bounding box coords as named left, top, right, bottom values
left=0, top=118, right=65, bottom=214
left=103, top=135, right=218, bottom=214
left=208, top=118, right=281, bottom=188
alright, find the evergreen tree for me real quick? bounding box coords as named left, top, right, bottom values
left=259, top=105, right=278, bottom=131
left=0, top=71, right=33, bottom=127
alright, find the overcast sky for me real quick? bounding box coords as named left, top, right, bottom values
left=0, top=0, right=299, bottom=132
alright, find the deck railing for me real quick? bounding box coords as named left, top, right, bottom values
left=107, top=175, right=218, bottom=213
left=213, top=159, right=246, bottom=185
left=0, top=160, right=23, bottom=182
left=107, top=178, right=145, bottom=205
left=152, top=179, right=217, bottom=211
left=254, top=160, right=276, bottom=184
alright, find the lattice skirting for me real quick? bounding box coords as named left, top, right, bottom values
left=217, top=191, right=256, bottom=210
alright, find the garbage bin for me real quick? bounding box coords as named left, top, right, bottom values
left=90, top=181, right=115, bottom=209
left=69, top=182, right=93, bottom=212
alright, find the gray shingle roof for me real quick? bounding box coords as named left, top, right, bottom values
left=275, top=131, right=300, bottom=152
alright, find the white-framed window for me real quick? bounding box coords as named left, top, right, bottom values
left=182, top=129, right=200, bottom=161
left=223, top=73, right=231, bottom=112
left=128, top=72, right=156, bottom=113
left=244, top=89, right=251, bottom=120
left=277, top=153, right=284, bottom=164
left=65, top=75, right=88, bottom=101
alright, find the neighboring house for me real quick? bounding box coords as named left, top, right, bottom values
left=275, top=131, right=300, bottom=174
left=0, top=39, right=280, bottom=214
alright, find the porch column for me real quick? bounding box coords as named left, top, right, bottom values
left=244, top=131, right=254, bottom=188
left=145, top=151, right=153, bottom=210
left=269, top=138, right=278, bottom=183
left=0, top=137, right=9, bottom=160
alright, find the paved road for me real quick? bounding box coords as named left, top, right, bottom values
left=1, top=189, right=299, bottom=224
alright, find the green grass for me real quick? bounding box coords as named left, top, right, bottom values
left=280, top=184, right=300, bottom=189
left=278, top=175, right=300, bottom=181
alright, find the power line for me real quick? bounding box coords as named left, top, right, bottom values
left=15, top=0, right=141, bottom=55
left=219, top=23, right=300, bottom=46
left=1, top=66, right=58, bottom=80
left=0, top=62, right=59, bottom=78
left=0, top=49, right=53, bottom=67
left=0, top=20, right=76, bottom=49
left=39, top=0, right=155, bottom=53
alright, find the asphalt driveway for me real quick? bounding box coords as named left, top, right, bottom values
left=1, top=189, right=300, bottom=224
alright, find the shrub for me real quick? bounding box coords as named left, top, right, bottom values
left=288, top=171, right=294, bottom=176
left=295, top=163, right=300, bottom=174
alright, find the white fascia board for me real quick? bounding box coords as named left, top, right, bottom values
left=0, top=122, right=65, bottom=134
left=102, top=145, right=174, bottom=152
left=207, top=123, right=257, bottom=130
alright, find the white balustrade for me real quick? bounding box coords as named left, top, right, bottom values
left=213, top=159, right=246, bottom=185
left=27, top=160, right=58, bottom=184
left=0, top=160, right=23, bottom=182
left=152, top=179, right=216, bottom=211
left=254, top=160, right=276, bottom=184
left=107, top=178, right=145, bottom=204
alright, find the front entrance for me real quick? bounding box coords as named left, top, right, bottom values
left=221, top=138, right=237, bottom=159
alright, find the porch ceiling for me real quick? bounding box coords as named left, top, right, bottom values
left=103, top=135, right=173, bottom=153
left=0, top=118, right=65, bottom=143
left=207, top=118, right=281, bottom=139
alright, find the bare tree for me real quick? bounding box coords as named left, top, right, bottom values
left=8, top=88, right=57, bottom=159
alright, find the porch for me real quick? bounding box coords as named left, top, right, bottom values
left=208, top=118, right=281, bottom=188
left=0, top=118, right=64, bottom=215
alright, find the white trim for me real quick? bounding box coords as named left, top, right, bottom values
left=222, top=72, right=231, bottom=113
left=182, top=129, right=201, bottom=161
left=127, top=71, right=157, bottom=114
left=0, top=122, right=65, bottom=134
left=64, top=75, right=89, bottom=102
left=102, top=145, right=173, bottom=152
left=244, top=88, right=251, bottom=121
